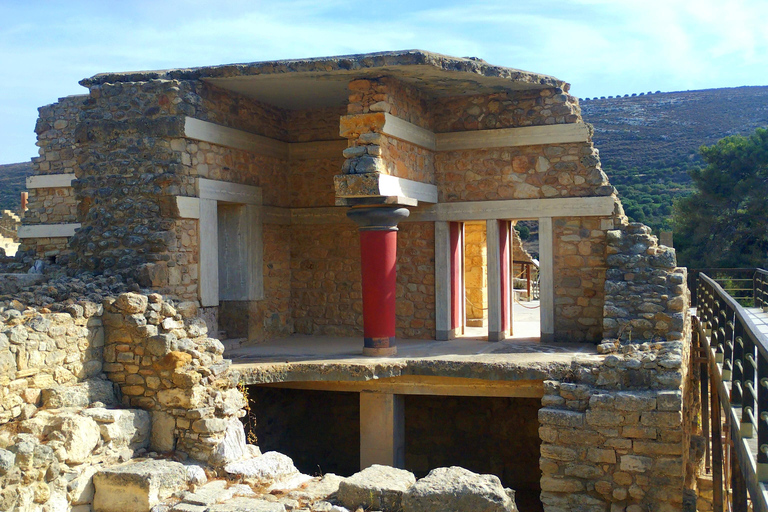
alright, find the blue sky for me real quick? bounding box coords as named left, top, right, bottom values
left=2, top=0, right=768, bottom=164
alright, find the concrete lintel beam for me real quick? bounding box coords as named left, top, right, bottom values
left=26, top=174, right=76, bottom=189
left=17, top=223, right=80, bottom=238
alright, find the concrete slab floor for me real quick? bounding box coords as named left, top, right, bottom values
left=228, top=301, right=602, bottom=386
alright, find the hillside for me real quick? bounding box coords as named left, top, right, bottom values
left=0, top=162, right=32, bottom=212
left=581, top=86, right=768, bottom=230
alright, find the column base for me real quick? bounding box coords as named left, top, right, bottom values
left=363, top=337, right=397, bottom=357
left=488, top=331, right=507, bottom=342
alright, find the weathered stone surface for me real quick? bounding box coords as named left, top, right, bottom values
left=207, top=498, right=285, bottom=512
left=223, top=451, right=298, bottom=484
left=42, top=379, right=118, bottom=408
left=151, top=411, right=176, bottom=452
left=402, top=466, right=516, bottom=512
left=62, top=414, right=101, bottom=464
left=210, top=418, right=248, bottom=465
left=93, top=459, right=188, bottom=512
left=0, top=448, right=14, bottom=475
left=113, top=293, right=149, bottom=314
left=337, top=465, right=416, bottom=511
left=95, top=409, right=151, bottom=449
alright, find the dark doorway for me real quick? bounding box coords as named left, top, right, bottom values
left=404, top=395, right=543, bottom=512
left=246, top=387, right=360, bottom=477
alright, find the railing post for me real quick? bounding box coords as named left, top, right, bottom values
left=758, top=349, right=768, bottom=482
left=711, top=355, right=724, bottom=512
left=723, top=307, right=735, bottom=381
left=699, top=325, right=712, bottom=472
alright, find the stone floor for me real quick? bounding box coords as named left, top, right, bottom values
left=228, top=301, right=602, bottom=386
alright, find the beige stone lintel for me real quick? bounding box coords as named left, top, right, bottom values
left=258, top=375, right=544, bottom=398
left=435, top=123, right=590, bottom=151
left=410, top=196, right=616, bottom=222
left=381, top=113, right=436, bottom=150
left=18, top=223, right=80, bottom=238
left=185, top=117, right=346, bottom=161
left=176, top=196, right=200, bottom=219
left=198, top=178, right=262, bottom=205
left=26, top=174, right=76, bottom=189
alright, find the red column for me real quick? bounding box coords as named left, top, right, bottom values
left=347, top=206, right=410, bottom=356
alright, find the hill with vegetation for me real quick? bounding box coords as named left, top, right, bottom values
left=581, top=85, right=768, bottom=231
left=0, top=162, right=32, bottom=212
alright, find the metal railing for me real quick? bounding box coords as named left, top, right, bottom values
left=695, top=270, right=768, bottom=512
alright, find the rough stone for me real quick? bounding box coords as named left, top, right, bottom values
left=402, top=466, right=517, bottom=512
left=337, top=465, right=416, bottom=511
left=93, top=459, right=188, bottom=512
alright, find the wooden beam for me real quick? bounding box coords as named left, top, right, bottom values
left=376, top=175, right=438, bottom=204
left=26, top=174, right=76, bottom=189
left=436, top=123, right=590, bottom=151
left=409, top=196, right=617, bottom=222
left=17, top=223, right=80, bottom=238
left=184, top=117, right=288, bottom=159
left=382, top=113, right=436, bottom=150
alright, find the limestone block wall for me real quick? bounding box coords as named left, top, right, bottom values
left=101, top=292, right=248, bottom=464
left=70, top=80, right=196, bottom=291
left=0, top=211, right=20, bottom=242
left=538, top=339, right=693, bottom=512
left=342, top=77, right=436, bottom=184
left=21, top=95, right=86, bottom=258
left=431, top=88, right=581, bottom=132
left=435, top=143, right=610, bottom=202
left=396, top=222, right=436, bottom=338
left=552, top=216, right=613, bottom=343
left=603, top=223, right=689, bottom=343
left=0, top=301, right=104, bottom=425
left=290, top=223, right=362, bottom=336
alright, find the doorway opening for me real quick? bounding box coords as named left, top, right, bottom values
left=453, top=220, right=540, bottom=341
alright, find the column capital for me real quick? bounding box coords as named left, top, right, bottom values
left=346, top=206, right=410, bottom=231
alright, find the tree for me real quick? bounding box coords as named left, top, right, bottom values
left=673, top=128, right=768, bottom=268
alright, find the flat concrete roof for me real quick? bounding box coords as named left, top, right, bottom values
left=80, top=50, right=569, bottom=110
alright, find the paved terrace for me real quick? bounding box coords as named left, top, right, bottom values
left=229, top=301, right=602, bottom=392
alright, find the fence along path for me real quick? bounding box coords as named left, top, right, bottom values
left=695, top=269, right=768, bottom=512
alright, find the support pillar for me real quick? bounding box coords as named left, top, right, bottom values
left=487, top=220, right=510, bottom=342
left=359, top=391, right=405, bottom=469
left=539, top=216, right=554, bottom=343
left=347, top=206, right=410, bottom=356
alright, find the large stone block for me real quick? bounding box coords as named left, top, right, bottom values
left=93, top=459, right=188, bottom=512
left=41, top=379, right=118, bottom=408
left=402, top=466, right=517, bottom=512
left=338, top=465, right=416, bottom=511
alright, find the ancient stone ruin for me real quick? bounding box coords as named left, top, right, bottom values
left=0, top=50, right=701, bottom=512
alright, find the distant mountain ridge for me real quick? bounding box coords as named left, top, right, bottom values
left=581, top=85, right=768, bottom=230
left=0, top=162, right=32, bottom=213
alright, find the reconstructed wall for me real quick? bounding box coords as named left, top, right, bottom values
left=603, top=223, right=688, bottom=342
left=553, top=216, right=614, bottom=343
left=538, top=339, right=692, bottom=512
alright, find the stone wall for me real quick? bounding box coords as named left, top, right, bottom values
left=0, top=300, right=104, bottom=425
left=603, top=223, right=688, bottom=343
left=538, top=339, right=692, bottom=512
left=101, top=292, right=248, bottom=464
left=431, top=88, right=580, bottom=132
left=552, top=216, right=614, bottom=343
left=435, top=143, right=611, bottom=203
left=396, top=222, right=436, bottom=339
left=342, top=77, right=436, bottom=184
left=291, top=222, right=362, bottom=337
